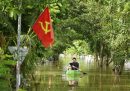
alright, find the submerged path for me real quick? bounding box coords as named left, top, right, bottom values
left=28, top=58, right=130, bottom=91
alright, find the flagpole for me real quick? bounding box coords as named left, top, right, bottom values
left=16, top=0, right=22, bottom=91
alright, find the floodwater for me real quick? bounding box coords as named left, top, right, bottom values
left=28, top=57, right=130, bottom=91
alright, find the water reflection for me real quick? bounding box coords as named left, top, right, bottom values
left=28, top=59, right=130, bottom=91
left=68, top=86, right=76, bottom=91
left=66, top=70, right=80, bottom=86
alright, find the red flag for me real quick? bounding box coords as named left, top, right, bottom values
left=32, top=7, right=54, bottom=48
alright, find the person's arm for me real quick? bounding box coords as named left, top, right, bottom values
left=67, top=65, right=71, bottom=70
left=76, top=63, right=79, bottom=69
left=75, top=64, right=78, bottom=69
left=72, top=62, right=79, bottom=70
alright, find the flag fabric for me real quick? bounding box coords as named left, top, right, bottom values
left=32, top=7, right=54, bottom=48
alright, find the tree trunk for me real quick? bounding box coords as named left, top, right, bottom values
left=106, top=55, right=109, bottom=66
left=100, top=43, right=103, bottom=67
left=119, top=60, right=125, bottom=75
left=108, top=51, right=114, bottom=65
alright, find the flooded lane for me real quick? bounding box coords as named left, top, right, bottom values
left=28, top=58, right=130, bottom=91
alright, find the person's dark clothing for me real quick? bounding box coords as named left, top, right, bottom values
left=69, top=62, right=79, bottom=70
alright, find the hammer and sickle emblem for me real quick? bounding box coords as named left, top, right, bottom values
left=39, top=21, right=51, bottom=34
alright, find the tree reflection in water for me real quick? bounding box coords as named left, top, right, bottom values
left=28, top=60, right=130, bottom=91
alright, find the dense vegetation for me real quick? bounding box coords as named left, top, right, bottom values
left=0, top=0, right=130, bottom=90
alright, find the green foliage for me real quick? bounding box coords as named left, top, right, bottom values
left=66, top=40, right=91, bottom=55
left=0, top=79, right=11, bottom=91
left=0, top=0, right=130, bottom=89
left=123, top=1, right=130, bottom=12
left=0, top=47, right=16, bottom=90
left=56, top=0, right=130, bottom=65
